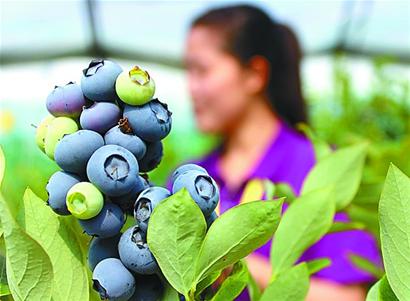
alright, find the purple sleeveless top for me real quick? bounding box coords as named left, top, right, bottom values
left=169, top=120, right=381, bottom=300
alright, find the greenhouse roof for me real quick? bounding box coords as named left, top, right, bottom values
left=1, top=0, right=409, bottom=65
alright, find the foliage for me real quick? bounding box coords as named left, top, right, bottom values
left=0, top=55, right=409, bottom=300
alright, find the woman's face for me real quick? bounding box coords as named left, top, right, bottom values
left=184, top=26, right=255, bottom=134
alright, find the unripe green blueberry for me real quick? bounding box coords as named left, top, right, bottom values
left=115, top=66, right=155, bottom=105
left=66, top=182, right=104, bottom=219
left=35, top=115, right=55, bottom=153
left=44, top=117, right=78, bottom=160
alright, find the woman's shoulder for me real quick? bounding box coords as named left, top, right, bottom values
left=280, top=122, right=316, bottom=161
left=282, top=122, right=314, bottom=148
left=265, top=121, right=316, bottom=194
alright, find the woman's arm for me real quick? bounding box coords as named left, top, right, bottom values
left=245, top=253, right=367, bottom=301
left=306, top=279, right=366, bottom=301
left=245, top=253, right=272, bottom=289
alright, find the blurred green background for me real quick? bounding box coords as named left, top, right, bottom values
left=0, top=0, right=409, bottom=217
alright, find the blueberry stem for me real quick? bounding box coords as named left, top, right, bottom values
left=118, top=117, right=133, bottom=134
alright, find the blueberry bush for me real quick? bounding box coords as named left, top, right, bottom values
left=0, top=57, right=409, bottom=301
left=1, top=136, right=410, bottom=300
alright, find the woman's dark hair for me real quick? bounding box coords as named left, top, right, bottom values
left=191, top=4, right=308, bottom=128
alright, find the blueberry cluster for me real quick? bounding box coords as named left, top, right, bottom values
left=35, top=59, right=219, bottom=301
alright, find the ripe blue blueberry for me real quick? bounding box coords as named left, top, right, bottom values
left=138, top=140, right=163, bottom=172
left=87, top=145, right=140, bottom=196
left=92, top=258, right=135, bottom=301
left=81, top=59, right=123, bottom=102
left=128, top=274, right=164, bottom=301
left=123, top=98, right=172, bottom=142
left=54, top=130, right=104, bottom=175
left=79, top=202, right=125, bottom=238
left=172, top=170, right=219, bottom=217
left=110, top=175, right=149, bottom=213
left=171, top=163, right=208, bottom=184
left=206, top=211, right=218, bottom=229
left=133, top=187, right=171, bottom=232
left=104, top=121, right=147, bottom=160
left=118, top=225, right=159, bottom=275
left=88, top=233, right=121, bottom=271
left=80, top=102, right=121, bottom=135
left=46, top=171, right=81, bottom=215
left=46, top=82, right=86, bottom=118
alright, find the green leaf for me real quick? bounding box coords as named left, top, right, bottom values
left=348, top=253, right=384, bottom=279
left=270, top=187, right=335, bottom=275
left=0, top=255, right=10, bottom=296
left=379, top=164, right=410, bottom=300
left=297, top=123, right=332, bottom=160
left=0, top=146, right=5, bottom=187
left=161, top=280, right=180, bottom=301
left=328, top=221, right=365, bottom=233
left=379, top=275, right=399, bottom=301
left=346, top=205, right=380, bottom=243
left=352, top=182, right=384, bottom=205
left=1, top=294, right=13, bottom=301
left=88, top=266, right=101, bottom=301
left=301, top=143, right=367, bottom=210
left=274, top=183, right=296, bottom=204
left=210, top=260, right=249, bottom=301
left=247, top=270, right=261, bottom=301
left=17, top=188, right=89, bottom=301
left=263, top=180, right=276, bottom=200
left=64, top=215, right=92, bottom=259
left=195, top=270, right=221, bottom=299
left=0, top=147, right=5, bottom=239
left=195, top=199, right=283, bottom=284
left=261, top=263, right=309, bottom=301
left=0, top=193, right=53, bottom=301
left=147, top=189, right=207, bottom=296
left=0, top=236, right=8, bottom=296
left=366, top=278, right=381, bottom=301
left=305, top=258, right=331, bottom=275
left=262, top=181, right=296, bottom=203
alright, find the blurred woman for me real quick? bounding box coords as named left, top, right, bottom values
left=182, top=4, right=380, bottom=301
